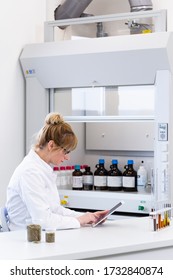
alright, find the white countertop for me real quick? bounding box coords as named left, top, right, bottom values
left=1, top=217, right=173, bottom=260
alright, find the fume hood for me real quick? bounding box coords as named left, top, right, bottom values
left=20, top=10, right=173, bottom=216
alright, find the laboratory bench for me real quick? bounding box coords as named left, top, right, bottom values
left=0, top=217, right=173, bottom=260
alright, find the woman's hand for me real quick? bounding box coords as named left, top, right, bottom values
left=93, top=209, right=110, bottom=224
left=77, top=210, right=109, bottom=226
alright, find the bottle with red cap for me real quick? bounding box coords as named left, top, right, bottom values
left=65, top=166, right=72, bottom=188
left=53, top=166, right=61, bottom=189
left=60, top=166, right=66, bottom=188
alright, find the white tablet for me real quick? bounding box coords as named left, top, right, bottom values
left=92, top=201, right=124, bottom=227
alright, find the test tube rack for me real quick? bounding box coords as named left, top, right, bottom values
left=149, top=206, right=172, bottom=231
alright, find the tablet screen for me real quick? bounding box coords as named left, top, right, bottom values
left=92, top=201, right=124, bottom=227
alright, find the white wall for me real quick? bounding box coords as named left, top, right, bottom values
left=0, top=1, right=46, bottom=206
left=0, top=0, right=173, bottom=206
left=152, top=0, right=173, bottom=31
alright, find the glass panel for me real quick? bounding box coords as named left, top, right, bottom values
left=54, top=85, right=154, bottom=118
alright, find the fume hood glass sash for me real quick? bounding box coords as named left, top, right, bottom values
left=53, top=85, right=155, bottom=122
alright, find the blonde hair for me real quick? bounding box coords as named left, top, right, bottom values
left=35, top=113, right=78, bottom=151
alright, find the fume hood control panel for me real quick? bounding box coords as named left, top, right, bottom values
left=158, top=123, right=168, bottom=141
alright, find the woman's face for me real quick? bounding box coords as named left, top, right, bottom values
left=47, top=140, right=70, bottom=165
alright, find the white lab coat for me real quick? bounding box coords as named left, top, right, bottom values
left=6, top=149, right=82, bottom=231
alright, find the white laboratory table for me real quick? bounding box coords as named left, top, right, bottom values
left=0, top=217, right=173, bottom=260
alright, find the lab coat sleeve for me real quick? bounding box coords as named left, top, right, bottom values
left=20, top=170, right=81, bottom=230
left=56, top=204, right=84, bottom=218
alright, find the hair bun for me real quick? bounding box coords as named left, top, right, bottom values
left=45, top=113, right=64, bottom=126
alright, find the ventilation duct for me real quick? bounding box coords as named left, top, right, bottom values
left=128, top=0, right=153, bottom=34
left=54, top=0, right=153, bottom=34
left=54, top=0, right=153, bottom=21
left=54, top=0, right=93, bottom=21
left=128, top=0, right=153, bottom=12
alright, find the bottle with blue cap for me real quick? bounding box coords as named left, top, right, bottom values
left=94, top=159, right=108, bottom=190
left=107, top=159, right=122, bottom=191
left=122, top=160, right=137, bottom=192
left=72, top=165, right=83, bottom=190
left=83, top=166, right=93, bottom=190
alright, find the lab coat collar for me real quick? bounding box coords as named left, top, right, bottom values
left=29, top=149, right=54, bottom=174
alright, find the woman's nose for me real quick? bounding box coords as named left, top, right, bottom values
left=65, top=154, right=70, bottom=160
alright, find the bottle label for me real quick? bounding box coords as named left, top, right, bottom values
left=137, top=167, right=147, bottom=186
left=107, top=176, right=122, bottom=187
left=123, top=176, right=135, bottom=188
left=94, top=176, right=107, bottom=187
left=72, top=176, right=83, bottom=188
left=83, top=175, right=93, bottom=185
left=137, top=174, right=147, bottom=186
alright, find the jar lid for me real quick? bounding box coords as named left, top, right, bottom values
left=53, top=166, right=59, bottom=171
left=127, top=160, right=134, bottom=164
left=60, top=166, right=65, bottom=170
left=75, top=165, right=80, bottom=170
left=112, top=159, right=118, bottom=164
left=99, top=159, right=105, bottom=164
left=66, top=166, right=71, bottom=170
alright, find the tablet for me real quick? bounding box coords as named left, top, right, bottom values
left=92, top=201, right=124, bottom=227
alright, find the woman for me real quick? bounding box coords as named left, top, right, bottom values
left=6, top=113, right=108, bottom=230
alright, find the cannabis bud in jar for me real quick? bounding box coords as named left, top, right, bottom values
left=27, top=224, right=41, bottom=242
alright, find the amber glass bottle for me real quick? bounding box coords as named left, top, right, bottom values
left=83, top=166, right=93, bottom=190
left=72, top=165, right=83, bottom=190
left=107, top=160, right=122, bottom=191
left=122, top=160, right=137, bottom=192
left=94, top=159, right=108, bottom=191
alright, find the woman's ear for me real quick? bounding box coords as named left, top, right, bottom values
left=47, top=140, right=55, bottom=151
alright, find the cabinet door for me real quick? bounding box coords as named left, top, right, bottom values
left=86, top=122, right=154, bottom=151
